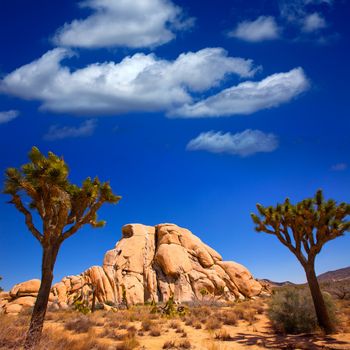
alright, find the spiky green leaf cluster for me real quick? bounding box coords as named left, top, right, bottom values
left=251, top=190, right=350, bottom=264
left=3, top=147, right=121, bottom=244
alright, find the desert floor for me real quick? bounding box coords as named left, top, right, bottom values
left=1, top=298, right=350, bottom=350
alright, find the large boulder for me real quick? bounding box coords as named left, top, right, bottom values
left=1, top=223, right=262, bottom=310
left=9, top=279, right=41, bottom=298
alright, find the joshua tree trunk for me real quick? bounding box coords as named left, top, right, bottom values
left=24, top=244, right=59, bottom=350
left=305, top=264, right=335, bottom=334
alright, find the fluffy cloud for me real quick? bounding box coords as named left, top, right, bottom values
left=44, top=119, right=96, bottom=141
left=53, top=0, right=194, bottom=49
left=171, top=68, right=309, bottom=118
left=280, top=0, right=330, bottom=27
left=228, top=16, right=280, bottom=42
left=0, top=110, right=19, bottom=124
left=0, top=47, right=257, bottom=115
left=0, top=48, right=309, bottom=118
left=302, top=13, right=327, bottom=32
left=187, top=129, right=279, bottom=157
left=331, top=163, right=347, bottom=171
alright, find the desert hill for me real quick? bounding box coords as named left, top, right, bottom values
left=259, top=266, right=350, bottom=289
left=317, top=266, right=350, bottom=282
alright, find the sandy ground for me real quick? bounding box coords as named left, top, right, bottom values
left=42, top=310, right=350, bottom=350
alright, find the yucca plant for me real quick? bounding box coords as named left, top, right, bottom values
left=3, top=147, right=121, bottom=349
left=251, top=190, right=350, bottom=334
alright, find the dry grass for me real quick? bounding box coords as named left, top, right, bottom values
left=169, top=320, right=181, bottom=329
left=205, top=317, right=222, bottom=330
left=214, top=329, right=235, bottom=341
left=64, top=315, right=94, bottom=333
left=162, top=339, right=191, bottom=349
left=141, top=318, right=153, bottom=331
left=115, top=334, right=139, bottom=350
left=163, top=340, right=176, bottom=349
left=1, top=297, right=348, bottom=350
left=178, top=339, right=191, bottom=349
left=149, top=324, right=162, bottom=336
left=220, top=310, right=238, bottom=326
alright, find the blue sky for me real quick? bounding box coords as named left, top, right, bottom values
left=0, top=0, right=349, bottom=290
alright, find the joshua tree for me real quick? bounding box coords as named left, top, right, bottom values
left=251, top=190, right=350, bottom=334
left=3, top=147, right=121, bottom=349
left=0, top=276, right=3, bottom=292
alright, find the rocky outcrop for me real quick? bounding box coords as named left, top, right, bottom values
left=1, top=223, right=262, bottom=313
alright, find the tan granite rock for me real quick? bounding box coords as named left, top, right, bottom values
left=1, top=223, right=262, bottom=311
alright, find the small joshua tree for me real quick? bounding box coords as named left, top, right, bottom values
left=3, top=147, right=121, bottom=349
left=251, top=190, right=350, bottom=334
left=0, top=276, right=3, bottom=292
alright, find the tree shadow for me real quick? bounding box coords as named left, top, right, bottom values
left=229, top=331, right=350, bottom=349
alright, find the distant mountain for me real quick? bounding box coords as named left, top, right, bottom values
left=260, top=266, right=350, bottom=288
left=257, top=279, right=295, bottom=288
left=317, top=267, right=350, bottom=282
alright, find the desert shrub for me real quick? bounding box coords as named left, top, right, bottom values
left=178, top=339, right=191, bottom=349
left=215, top=329, right=235, bottom=341
left=221, top=311, right=238, bottom=326
left=149, top=324, right=162, bottom=336
left=40, top=328, right=110, bottom=350
left=193, top=321, right=202, bottom=329
left=184, top=316, right=194, bottom=326
left=163, top=340, right=176, bottom=349
left=205, top=317, right=222, bottom=330
left=141, top=318, right=153, bottom=331
left=115, top=334, right=139, bottom=350
left=169, top=320, right=180, bottom=329
left=64, top=316, right=94, bottom=333
left=190, top=306, right=212, bottom=319
left=73, top=300, right=90, bottom=315
left=242, top=309, right=257, bottom=324
left=268, top=286, right=337, bottom=334
left=233, top=304, right=246, bottom=319
left=322, top=281, right=350, bottom=300
left=0, top=315, right=26, bottom=349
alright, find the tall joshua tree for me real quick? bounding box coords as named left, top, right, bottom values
left=251, top=190, right=350, bottom=334
left=3, top=147, right=121, bottom=349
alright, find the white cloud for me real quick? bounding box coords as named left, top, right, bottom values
left=331, top=163, right=347, bottom=171
left=228, top=16, right=280, bottom=42
left=187, top=130, right=279, bottom=157
left=280, top=1, right=330, bottom=31
left=44, top=119, right=96, bottom=141
left=53, top=0, right=194, bottom=49
left=302, top=13, right=327, bottom=32
left=0, top=47, right=257, bottom=115
left=0, top=110, right=19, bottom=124
left=171, top=68, right=309, bottom=118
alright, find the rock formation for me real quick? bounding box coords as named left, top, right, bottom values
left=1, top=223, right=262, bottom=314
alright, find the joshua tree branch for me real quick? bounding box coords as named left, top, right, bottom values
left=11, top=195, right=43, bottom=244
left=61, top=200, right=104, bottom=242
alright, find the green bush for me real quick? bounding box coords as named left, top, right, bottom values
left=268, top=286, right=336, bottom=334
left=73, top=300, right=90, bottom=315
